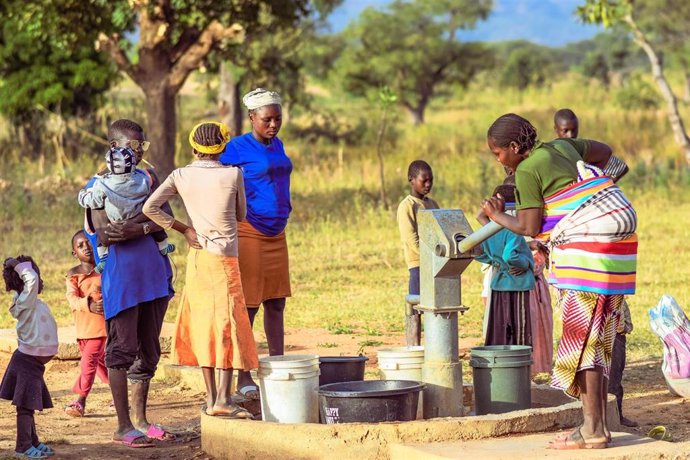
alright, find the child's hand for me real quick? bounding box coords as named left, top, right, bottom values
left=88, top=297, right=104, bottom=314
left=184, top=227, right=202, bottom=249
left=4, top=258, right=19, bottom=269
left=508, top=266, right=527, bottom=276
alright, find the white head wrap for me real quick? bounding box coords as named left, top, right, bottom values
left=242, top=88, right=282, bottom=111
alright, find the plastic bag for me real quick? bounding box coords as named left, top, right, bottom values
left=649, top=295, right=690, bottom=397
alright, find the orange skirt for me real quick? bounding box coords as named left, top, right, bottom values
left=173, top=249, right=259, bottom=370
left=237, top=221, right=292, bottom=306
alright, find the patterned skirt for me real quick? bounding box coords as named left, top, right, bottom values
left=551, top=290, right=623, bottom=398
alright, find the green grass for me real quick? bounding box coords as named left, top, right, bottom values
left=1, top=72, right=689, bottom=364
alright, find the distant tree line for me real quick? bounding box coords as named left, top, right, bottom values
left=1, top=0, right=689, bottom=172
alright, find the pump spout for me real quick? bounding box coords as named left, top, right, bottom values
left=456, top=220, right=504, bottom=254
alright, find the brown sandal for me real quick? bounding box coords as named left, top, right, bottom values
left=207, top=404, right=253, bottom=419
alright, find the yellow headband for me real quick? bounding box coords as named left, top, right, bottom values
left=189, top=121, right=230, bottom=154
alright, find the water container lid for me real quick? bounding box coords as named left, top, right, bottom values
left=319, top=355, right=369, bottom=363
left=318, top=380, right=425, bottom=398
left=377, top=346, right=424, bottom=357
left=259, top=354, right=320, bottom=369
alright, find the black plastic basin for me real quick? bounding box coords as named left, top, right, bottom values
left=318, top=380, right=425, bottom=424
left=318, top=355, right=368, bottom=386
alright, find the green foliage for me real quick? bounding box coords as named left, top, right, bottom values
left=300, top=34, right=348, bottom=80
left=615, top=73, right=660, bottom=109
left=378, top=86, right=398, bottom=107
left=336, top=0, right=493, bottom=124
left=327, top=322, right=355, bottom=335
left=0, top=0, right=120, bottom=121
left=581, top=51, right=610, bottom=86
left=499, top=46, right=552, bottom=90
left=577, top=0, right=632, bottom=28
left=216, top=0, right=343, bottom=109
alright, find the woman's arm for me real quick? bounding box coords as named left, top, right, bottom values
left=143, top=172, right=201, bottom=249
left=582, top=140, right=612, bottom=170
left=481, top=196, right=543, bottom=237
left=142, top=174, right=177, bottom=230
left=236, top=170, right=247, bottom=222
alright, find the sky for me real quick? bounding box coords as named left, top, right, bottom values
left=328, top=0, right=604, bottom=47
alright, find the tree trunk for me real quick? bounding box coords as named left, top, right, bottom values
left=406, top=105, right=425, bottom=125
left=684, top=67, right=690, bottom=105
left=143, top=85, right=177, bottom=180
left=625, top=14, right=690, bottom=164
left=375, top=109, right=390, bottom=210
left=218, top=62, right=244, bottom=136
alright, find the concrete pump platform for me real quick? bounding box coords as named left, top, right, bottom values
left=201, top=385, right=621, bottom=459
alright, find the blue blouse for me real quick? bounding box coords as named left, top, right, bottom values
left=84, top=174, right=173, bottom=320
left=220, top=133, right=292, bottom=236
left=475, top=229, right=535, bottom=292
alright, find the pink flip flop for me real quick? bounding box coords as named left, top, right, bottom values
left=145, top=424, right=177, bottom=441
left=65, top=401, right=84, bottom=418
left=112, top=429, right=154, bottom=448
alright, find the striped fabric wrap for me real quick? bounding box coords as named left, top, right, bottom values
left=535, top=161, right=637, bottom=295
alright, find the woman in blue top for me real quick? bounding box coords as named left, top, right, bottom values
left=220, top=88, right=292, bottom=400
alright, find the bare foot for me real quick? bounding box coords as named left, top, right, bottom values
left=620, top=416, right=638, bottom=427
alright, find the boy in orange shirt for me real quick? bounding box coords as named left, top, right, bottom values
left=65, top=230, right=109, bottom=417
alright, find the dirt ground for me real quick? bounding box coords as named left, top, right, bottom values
left=0, top=328, right=688, bottom=459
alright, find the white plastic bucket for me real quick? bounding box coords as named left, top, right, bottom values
left=377, top=346, right=424, bottom=380
left=377, top=346, right=424, bottom=419
left=257, top=355, right=320, bottom=423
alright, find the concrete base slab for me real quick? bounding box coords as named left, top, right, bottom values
left=201, top=389, right=620, bottom=460
left=390, top=432, right=690, bottom=460
left=0, top=322, right=175, bottom=360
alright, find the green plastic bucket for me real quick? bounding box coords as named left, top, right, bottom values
left=470, top=345, right=533, bottom=415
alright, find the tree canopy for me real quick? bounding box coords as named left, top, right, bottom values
left=0, top=1, right=119, bottom=122
left=336, top=0, right=493, bottom=125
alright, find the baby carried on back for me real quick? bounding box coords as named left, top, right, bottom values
left=78, top=146, right=174, bottom=272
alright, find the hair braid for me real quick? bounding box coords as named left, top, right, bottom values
left=193, top=123, right=224, bottom=148
left=487, top=113, right=537, bottom=154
